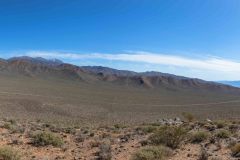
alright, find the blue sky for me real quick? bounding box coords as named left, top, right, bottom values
left=0, top=0, right=240, bottom=80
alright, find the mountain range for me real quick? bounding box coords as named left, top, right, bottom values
left=0, top=56, right=238, bottom=93
left=0, top=56, right=240, bottom=123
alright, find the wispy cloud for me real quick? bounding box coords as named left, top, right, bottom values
left=26, top=50, right=240, bottom=73
left=19, top=50, right=240, bottom=80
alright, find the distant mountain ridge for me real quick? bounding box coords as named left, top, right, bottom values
left=0, top=56, right=239, bottom=93
left=218, top=81, right=240, bottom=88
left=8, top=56, right=63, bottom=66
left=81, top=66, right=188, bottom=79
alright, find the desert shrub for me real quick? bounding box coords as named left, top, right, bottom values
left=131, top=146, right=172, bottom=160
left=3, top=123, right=24, bottom=134
left=229, top=124, right=239, bottom=133
left=231, top=143, right=240, bottom=157
left=3, top=123, right=14, bottom=130
left=215, top=129, right=230, bottom=139
left=182, top=112, right=195, bottom=122
left=97, top=142, right=112, bottom=160
left=32, top=131, right=64, bottom=147
left=8, top=119, right=17, bottom=125
left=191, top=131, right=209, bottom=143
left=137, top=125, right=158, bottom=134
left=214, top=121, right=226, bottom=129
left=0, top=146, right=21, bottom=160
left=198, top=148, right=208, bottom=160
left=149, top=126, right=188, bottom=149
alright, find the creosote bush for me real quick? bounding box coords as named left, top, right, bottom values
left=32, top=131, right=64, bottom=147
left=215, top=129, right=230, bottom=139
left=0, top=146, right=21, bottom=160
left=149, top=126, right=188, bottom=149
left=191, top=131, right=209, bottom=143
left=131, top=146, right=172, bottom=160
left=214, top=120, right=226, bottom=129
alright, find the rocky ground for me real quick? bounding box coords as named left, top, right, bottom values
left=0, top=116, right=239, bottom=160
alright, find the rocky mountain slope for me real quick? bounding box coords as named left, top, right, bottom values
left=0, top=56, right=239, bottom=94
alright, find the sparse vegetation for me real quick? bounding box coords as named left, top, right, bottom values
left=3, top=123, right=24, bottom=134
left=215, top=120, right=226, bottom=129
left=191, top=131, right=209, bottom=143
left=215, top=129, right=230, bottom=139
left=32, top=131, right=64, bottom=147
left=131, top=146, right=172, bottom=160
left=0, top=118, right=238, bottom=159
left=0, top=147, right=21, bottom=160
left=149, top=126, right=188, bottom=149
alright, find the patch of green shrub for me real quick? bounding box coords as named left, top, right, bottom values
left=149, top=126, right=188, bottom=149
left=131, top=146, right=172, bottom=160
left=214, top=120, right=226, bottom=129
left=191, top=131, right=209, bottom=143
left=215, top=129, right=230, bottom=139
left=32, top=131, right=64, bottom=147
left=0, top=146, right=21, bottom=160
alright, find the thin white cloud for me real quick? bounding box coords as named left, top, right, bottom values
left=26, top=50, right=240, bottom=73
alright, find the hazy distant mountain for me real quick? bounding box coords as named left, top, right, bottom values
left=0, top=56, right=239, bottom=93
left=218, top=81, right=240, bottom=88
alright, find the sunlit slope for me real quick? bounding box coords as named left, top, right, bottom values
left=0, top=57, right=239, bottom=124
